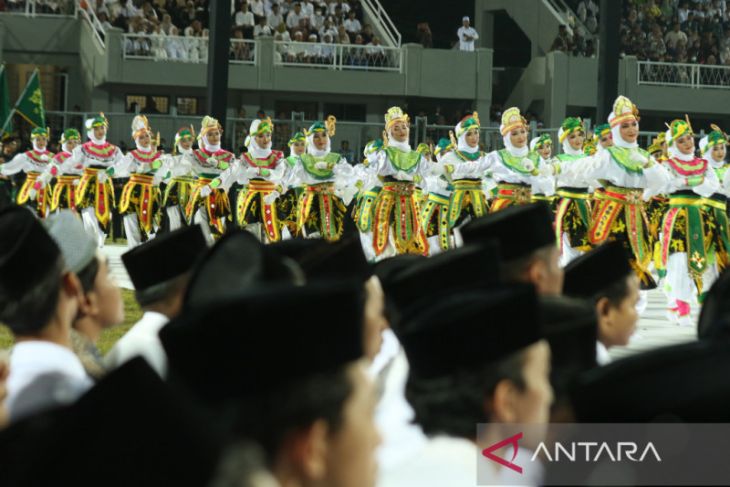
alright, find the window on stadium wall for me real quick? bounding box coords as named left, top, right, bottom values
left=323, top=103, right=367, bottom=122
left=176, top=97, right=200, bottom=116
left=125, top=95, right=170, bottom=114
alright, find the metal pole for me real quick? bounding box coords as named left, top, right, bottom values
left=206, top=0, right=232, bottom=132
left=596, top=0, right=620, bottom=123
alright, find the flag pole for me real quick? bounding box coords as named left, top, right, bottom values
left=0, top=108, right=15, bottom=136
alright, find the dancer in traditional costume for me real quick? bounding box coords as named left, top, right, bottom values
left=0, top=127, right=54, bottom=218
left=160, top=127, right=196, bottom=231
left=420, top=137, right=454, bottom=254
left=182, top=116, right=234, bottom=241
left=72, top=114, right=125, bottom=246
left=441, top=113, right=490, bottom=235
left=594, top=123, right=614, bottom=151
left=528, top=134, right=557, bottom=208
left=352, top=139, right=382, bottom=254
left=699, top=125, right=730, bottom=282
left=223, top=117, right=287, bottom=242
left=488, top=107, right=555, bottom=212
left=285, top=117, right=355, bottom=240
left=366, top=106, right=430, bottom=259
left=279, top=131, right=307, bottom=235
left=660, top=117, right=722, bottom=325
left=49, top=129, right=82, bottom=213
left=118, top=115, right=165, bottom=248
left=554, top=117, right=593, bottom=265
left=563, top=96, right=670, bottom=291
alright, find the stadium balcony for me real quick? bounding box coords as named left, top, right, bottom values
left=0, top=2, right=492, bottom=134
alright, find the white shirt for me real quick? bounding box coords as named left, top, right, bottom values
left=235, top=10, right=255, bottom=27
left=596, top=341, right=612, bottom=366
left=344, top=17, right=362, bottom=33
left=457, top=26, right=479, bottom=51
left=378, top=435, right=543, bottom=487
left=267, top=11, right=284, bottom=28
left=6, top=341, right=93, bottom=421
left=249, top=0, right=265, bottom=17
left=286, top=10, right=302, bottom=29
left=105, top=311, right=170, bottom=377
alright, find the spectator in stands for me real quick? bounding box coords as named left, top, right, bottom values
left=301, top=0, right=314, bottom=19
left=417, top=22, right=433, bottom=48
left=665, top=22, right=688, bottom=53
left=311, top=7, right=325, bottom=31
left=360, top=23, right=374, bottom=43
left=268, top=3, right=284, bottom=31
left=648, top=24, right=667, bottom=60
left=320, top=33, right=336, bottom=62
left=234, top=2, right=255, bottom=34
left=254, top=15, right=272, bottom=37
left=276, top=23, right=292, bottom=41
left=550, top=25, right=570, bottom=53
left=159, top=13, right=175, bottom=35
left=457, top=15, right=479, bottom=51
left=319, top=17, right=338, bottom=41
left=166, top=25, right=188, bottom=60
left=338, top=24, right=351, bottom=44
left=340, top=140, right=355, bottom=162
left=288, top=31, right=306, bottom=60
left=184, top=19, right=204, bottom=37
left=344, top=10, right=361, bottom=38
left=98, top=12, right=114, bottom=30
left=305, top=34, right=321, bottom=63
left=366, top=36, right=385, bottom=65
left=231, top=29, right=252, bottom=61
left=93, top=0, right=110, bottom=17
left=249, top=0, right=265, bottom=22
left=286, top=2, right=303, bottom=30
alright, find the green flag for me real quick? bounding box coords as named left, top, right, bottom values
left=15, top=69, right=45, bottom=129
left=0, top=66, right=12, bottom=136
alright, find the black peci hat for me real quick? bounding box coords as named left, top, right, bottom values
left=161, top=281, right=365, bottom=404
left=563, top=241, right=633, bottom=299
left=122, top=224, right=208, bottom=291
left=399, top=284, right=542, bottom=379
left=460, top=202, right=554, bottom=261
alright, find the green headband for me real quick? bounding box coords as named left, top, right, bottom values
left=434, top=137, right=452, bottom=155
left=288, top=131, right=306, bottom=146
left=534, top=133, right=552, bottom=149
left=61, top=128, right=80, bottom=142
left=31, top=127, right=49, bottom=139
left=559, top=117, right=583, bottom=143
left=594, top=123, right=611, bottom=137
left=456, top=117, right=480, bottom=138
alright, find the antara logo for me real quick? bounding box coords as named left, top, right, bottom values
left=531, top=441, right=662, bottom=463
left=481, top=432, right=524, bottom=474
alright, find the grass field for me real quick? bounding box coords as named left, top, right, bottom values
left=0, top=289, right=143, bottom=355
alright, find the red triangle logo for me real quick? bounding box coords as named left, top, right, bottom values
left=481, top=432, right=523, bottom=474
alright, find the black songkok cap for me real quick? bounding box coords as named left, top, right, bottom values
left=563, top=241, right=633, bottom=299
left=460, top=202, right=554, bottom=261
left=122, top=224, right=207, bottom=291
left=161, top=281, right=365, bottom=404
left=0, top=206, right=61, bottom=301
left=399, top=284, right=542, bottom=379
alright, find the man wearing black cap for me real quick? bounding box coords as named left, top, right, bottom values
left=563, top=242, right=640, bottom=365
left=0, top=207, right=90, bottom=422
left=161, top=282, right=381, bottom=487
left=379, top=285, right=553, bottom=487
left=459, top=202, right=563, bottom=296
left=105, top=224, right=208, bottom=376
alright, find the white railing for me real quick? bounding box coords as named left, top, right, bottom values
left=361, top=0, right=401, bottom=47
left=122, top=35, right=256, bottom=65
left=2, top=0, right=77, bottom=17
left=638, top=60, right=730, bottom=89
left=76, top=0, right=105, bottom=48
left=273, top=41, right=402, bottom=73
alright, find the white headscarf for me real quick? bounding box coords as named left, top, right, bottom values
left=666, top=129, right=696, bottom=162
left=608, top=112, right=639, bottom=149
left=502, top=134, right=528, bottom=157
left=456, top=122, right=479, bottom=154
left=32, top=140, right=48, bottom=153
left=306, top=132, right=331, bottom=157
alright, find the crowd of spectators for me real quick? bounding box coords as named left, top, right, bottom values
left=620, top=0, right=730, bottom=66
left=71, top=0, right=389, bottom=66
left=555, top=0, right=730, bottom=67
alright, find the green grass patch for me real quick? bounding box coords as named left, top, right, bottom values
left=0, top=289, right=143, bottom=355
